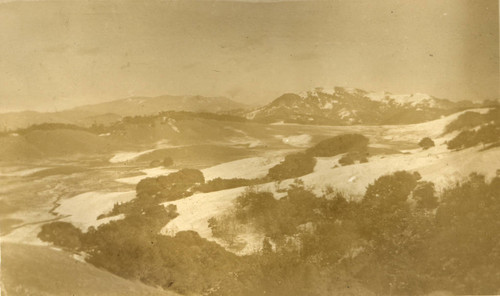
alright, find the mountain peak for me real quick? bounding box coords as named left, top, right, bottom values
left=248, top=86, right=476, bottom=125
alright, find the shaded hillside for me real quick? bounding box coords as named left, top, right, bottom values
left=0, top=129, right=118, bottom=162
left=1, top=243, right=174, bottom=296
left=247, top=87, right=481, bottom=125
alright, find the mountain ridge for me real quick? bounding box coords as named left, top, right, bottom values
left=0, top=95, right=247, bottom=131
left=246, top=86, right=482, bottom=125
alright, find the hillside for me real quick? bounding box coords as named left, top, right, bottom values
left=74, top=95, right=246, bottom=116
left=0, top=129, right=118, bottom=162
left=0, top=95, right=247, bottom=131
left=247, top=87, right=480, bottom=125
left=1, top=243, right=175, bottom=296
left=161, top=109, right=500, bottom=253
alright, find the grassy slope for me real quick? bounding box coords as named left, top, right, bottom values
left=1, top=243, right=176, bottom=296
left=0, top=129, right=118, bottom=162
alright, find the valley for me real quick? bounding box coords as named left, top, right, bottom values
left=1, top=102, right=499, bottom=295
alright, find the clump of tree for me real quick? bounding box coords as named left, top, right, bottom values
left=339, top=151, right=369, bottom=166
left=197, top=177, right=263, bottom=193
left=3, top=123, right=93, bottom=136
left=136, top=168, right=204, bottom=201
left=445, top=108, right=499, bottom=133
left=306, top=134, right=369, bottom=157
left=122, top=111, right=247, bottom=126
left=447, top=124, right=499, bottom=150
left=39, top=204, right=244, bottom=294
left=149, top=156, right=174, bottom=167
left=267, top=152, right=316, bottom=181
left=418, top=137, right=435, bottom=150
left=39, top=166, right=500, bottom=296
left=159, top=111, right=247, bottom=122
left=445, top=111, right=488, bottom=133
left=38, top=221, right=83, bottom=249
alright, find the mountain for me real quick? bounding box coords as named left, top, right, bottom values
left=246, top=87, right=479, bottom=125
left=0, top=95, right=247, bottom=131
left=72, top=95, right=247, bottom=117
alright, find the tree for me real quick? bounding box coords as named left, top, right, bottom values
left=163, top=157, right=174, bottom=167
left=267, top=153, right=316, bottom=181
left=306, top=134, right=369, bottom=157
left=418, top=137, right=435, bottom=150
left=412, top=181, right=438, bottom=210
left=338, top=154, right=354, bottom=166
left=38, top=222, right=83, bottom=249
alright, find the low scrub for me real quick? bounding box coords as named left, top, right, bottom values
left=197, top=177, right=262, bottom=193
left=447, top=124, right=499, bottom=150
left=267, top=152, right=316, bottom=181
left=39, top=171, right=500, bottom=295
left=306, top=134, right=369, bottom=157
left=445, top=108, right=499, bottom=133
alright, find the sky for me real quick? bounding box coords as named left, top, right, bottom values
left=0, top=0, right=498, bottom=112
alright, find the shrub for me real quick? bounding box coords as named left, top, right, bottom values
left=136, top=168, right=204, bottom=201
left=338, top=154, right=354, bottom=166
left=234, top=190, right=278, bottom=224
left=412, top=181, right=438, bottom=209
left=418, top=137, right=435, bottom=150
left=38, top=222, right=83, bottom=249
left=163, top=157, right=174, bottom=167
left=445, top=111, right=486, bottom=133
left=267, top=153, right=316, bottom=180
left=197, top=177, right=262, bottom=193
left=306, top=134, right=368, bottom=157
left=338, top=151, right=369, bottom=166
left=447, top=125, right=499, bottom=150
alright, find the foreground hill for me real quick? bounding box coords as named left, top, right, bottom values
left=1, top=243, right=175, bottom=296
left=0, top=95, right=247, bottom=131
left=247, top=86, right=482, bottom=125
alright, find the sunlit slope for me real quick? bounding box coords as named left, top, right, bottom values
left=160, top=109, right=500, bottom=253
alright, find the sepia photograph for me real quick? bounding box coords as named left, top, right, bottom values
left=0, top=0, right=499, bottom=295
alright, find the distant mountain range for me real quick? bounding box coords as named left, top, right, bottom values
left=246, top=87, right=482, bottom=125
left=0, top=95, right=247, bottom=131
left=1, top=87, right=492, bottom=131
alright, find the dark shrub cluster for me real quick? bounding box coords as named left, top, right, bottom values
left=306, top=134, right=369, bottom=157
left=197, top=177, right=262, bottom=193
left=339, top=150, right=369, bottom=166
left=267, top=153, right=316, bottom=181
left=445, top=108, right=499, bottom=150
left=136, top=168, right=204, bottom=201
left=445, top=108, right=499, bottom=134
left=418, top=137, right=435, bottom=149
left=39, top=165, right=500, bottom=295
left=38, top=221, right=83, bottom=249
left=447, top=124, right=499, bottom=150
left=149, top=157, right=174, bottom=168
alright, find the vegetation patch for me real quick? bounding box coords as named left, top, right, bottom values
left=37, top=157, right=500, bottom=295
left=267, top=152, right=316, bottom=181
left=418, top=137, right=435, bottom=150
left=444, top=108, right=499, bottom=150
left=306, top=134, right=369, bottom=157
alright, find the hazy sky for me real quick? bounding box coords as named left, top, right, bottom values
left=0, top=0, right=498, bottom=112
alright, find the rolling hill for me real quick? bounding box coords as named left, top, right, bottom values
left=0, top=95, right=247, bottom=131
